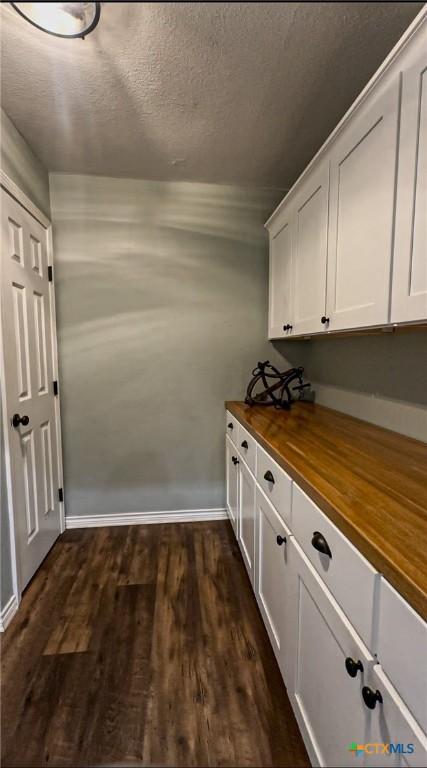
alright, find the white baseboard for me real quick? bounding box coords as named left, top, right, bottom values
left=65, top=507, right=228, bottom=529
left=0, top=593, right=18, bottom=632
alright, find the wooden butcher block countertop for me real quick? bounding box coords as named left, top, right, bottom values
left=226, top=401, right=427, bottom=621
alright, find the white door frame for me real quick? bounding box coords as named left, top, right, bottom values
left=0, top=170, right=65, bottom=608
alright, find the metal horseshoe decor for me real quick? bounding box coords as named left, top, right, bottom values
left=245, top=360, right=312, bottom=410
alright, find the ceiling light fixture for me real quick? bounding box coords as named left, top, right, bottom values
left=10, top=2, right=101, bottom=39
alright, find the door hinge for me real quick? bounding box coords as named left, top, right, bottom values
left=58, top=487, right=64, bottom=503
left=48, top=265, right=53, bottom=282
left=53, top=380, right=59, bottom=396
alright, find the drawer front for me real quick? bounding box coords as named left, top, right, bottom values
left=292, top=484, right=378, bottom=649
left=377, top=578, right=427, bottom=730
left=225, top=411, right=239, bottom=445
left=237, top=424, right=256, bottom=474
left=363, top=664, right=427, bottom=767
left=256, top=445, right=292, bottom=526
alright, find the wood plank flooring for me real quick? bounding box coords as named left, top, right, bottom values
left=1, top=521, right=309, bottom=767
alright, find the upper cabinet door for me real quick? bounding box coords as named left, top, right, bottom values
left=268, top=203, right=293, bottom=339
left=326, top=77, right=400, bottom=331
left=292, top=160, right=329, bottom=335
left=391, top=26, right=427, bottom=324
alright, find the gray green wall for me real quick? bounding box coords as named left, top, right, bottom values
left=1, top=109, right=51, bottom=611
left=273, top=333, right=427, bottom=442
left=49, top=173, right=284, bottom=518
left=1, top=108, right=50, bottom=218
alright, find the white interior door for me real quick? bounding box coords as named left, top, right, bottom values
left=391, top=26, right=427, bottom=324
left=1, top=187, right=62, bottom=591
left=326, top=76, right=400, bottom=331
left=292, top=159, right=329, bottom=335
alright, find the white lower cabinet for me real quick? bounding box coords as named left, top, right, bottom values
left=363, top=665, right=427, bottom=767
left=255, top=487, right=291, bottom=683
left=225, top=421, right=427, bottom=767
left=225, top=436, right=239, bottom=536
left=238, top=459, right=256, bottom=586
left=286, top=538, right=375, bottom=768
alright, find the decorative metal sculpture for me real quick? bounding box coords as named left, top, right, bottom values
left=245, top=360, right=312, bottom=410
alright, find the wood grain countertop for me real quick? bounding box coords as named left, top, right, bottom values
left=226, top=401, right=427, bottom=621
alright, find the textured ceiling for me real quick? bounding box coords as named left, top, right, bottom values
left=1, top=2, right=424, bottom=187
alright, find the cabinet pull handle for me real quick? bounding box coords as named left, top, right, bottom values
left=283, top=324, right=293, bottom=331
left=362, top=686, right=383, bottom=710
left=321, top=316, right=329, bottom=325
left=263, top=470, right=275, bottom=484
left=345, top=657, right=364, bottom=678
left=241, top=440, right=248, bottom=450
left=227, top=422, right=233, bottom=430
left=276, top=534, right=287, bottom=546
left=311, top=531, right=332, bottom=558
left=232, top=456, right=239, bottom=465
left=12, top=413, right=30, bottom=428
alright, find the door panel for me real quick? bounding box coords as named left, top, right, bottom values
left=327, top=77, right=400, bottom=330
left=287, top=539, right=375, bottom=768
left=255, top=487, right=291, bottom=683
left=292, top=160, right=329, bottom=335
left=225, top=436, right=238, bottom=536
left=1, top=188, right=61, bottom=590
left=268, top=204, right=293, bottom=339
left=238, top=460, right=255, bottom=585
left=391, top=26, right=427, bottom=323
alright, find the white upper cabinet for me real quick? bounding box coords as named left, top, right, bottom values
left=266, top=9, right=427, bottom=337
left=326, top=76, right=400, bottom=331
left=391, top=23, right=427, bottom=324
left=268, top=202, right=293, bottom=339
left=292, top=159, right=329, bottom=335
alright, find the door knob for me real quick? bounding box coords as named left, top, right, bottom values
left=241, top=440, right=248, bottom=450
left=228, top=422, right=233, bottom=430
left=321, top=316, right=329, bottom=325
left=283, top=324, right=293, bottom=331
left=232, top=456, right=239, bottom=465
left=362, top=686, right=383, bottom=710
left=276, top=534, right=287, bottom=546
left=263, top=470, right=275, bottom=484
left=345, top=657, right=364, bottom=678
left=311, top=531, right=332, bottom=558
left=12, top=413, right=29, bottom=428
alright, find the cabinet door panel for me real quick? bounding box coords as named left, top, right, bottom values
left=392, top=26, right=427, bottom=323
left=364, top=665, right=427, bottom=768
left=238, top=460, right=255, bottom=585
left=292, top=160, right=329, bottom=335
left=255, top=487, right=291, bottom=682
left=225, top=436, right=238, bottom=537
left=287, top=539, right=374, bottom=768
left=268, top=205, right=293, bottom=339
left=327, top=77, right=400, bottom=330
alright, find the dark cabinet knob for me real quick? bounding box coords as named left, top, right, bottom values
left=321, top=316, right=329, bottom=325
left=282, top=324, right=293, bottom=331
left=241, top=440, right=248, bottom=450
left=362, top=686, right=383, bottom=710
left=232, top=456, right=239, bottom=465
left=276, top=534, right=287, bottom=546
left=311, top=531, right=332, bottom=558
left=227, top=422, right=233, bottom=430
left=263, top=470, right=275, bottom=484
left=12, top=413, right=29, bottom=428
left=345, top=657, right=364, bottom=678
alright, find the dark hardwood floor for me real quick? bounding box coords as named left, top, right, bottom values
left=1, top=521, right=309, bottom=767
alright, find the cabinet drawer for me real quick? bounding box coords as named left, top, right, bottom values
left=292, top=484, right=378, bottom=649
left=237, top=424, right=256, bottom=474
left=364, top=664, right=427, bottom=767
left=256, top=445, right=292, bottom=525
left=225, top=411, right=239, bottom=445
left=377, top=578, right=427, bottom=730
